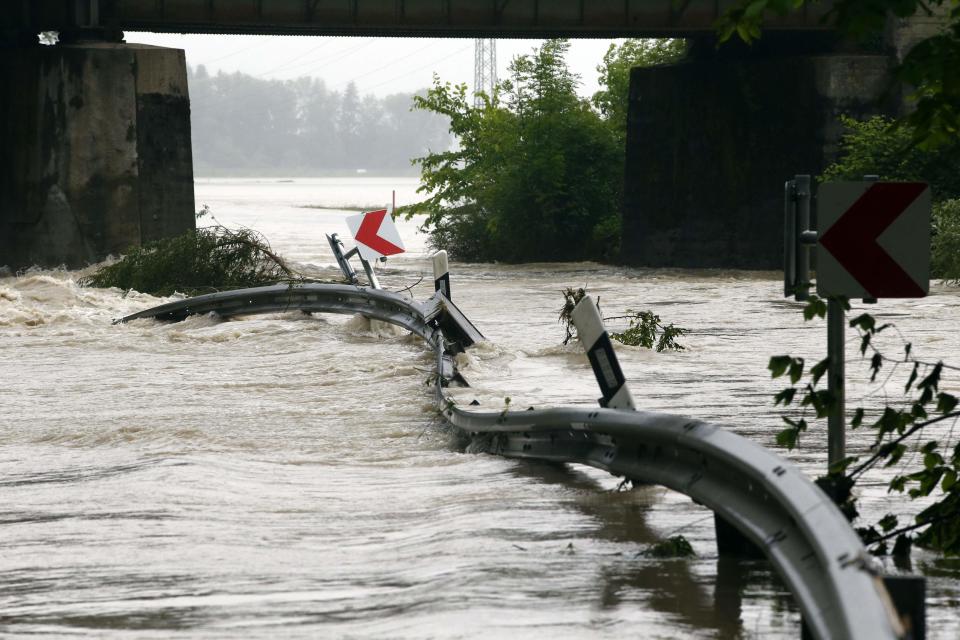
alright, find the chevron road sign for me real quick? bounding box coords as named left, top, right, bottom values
left=816, top=182, right=931, bottom=298
left=345, top=209, right=405, bottom=262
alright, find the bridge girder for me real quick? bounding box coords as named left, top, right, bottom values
left=6, top=0, right=831, bottom=39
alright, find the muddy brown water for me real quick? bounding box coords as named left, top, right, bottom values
left=1, top=177, right=958, bottom=638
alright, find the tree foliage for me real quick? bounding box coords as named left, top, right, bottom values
left=406, top=40, right=621, bottom=262
left=187, top=66, right=452, bottom=175
left=821, top=115, right=960, bottom=200
left=770, top=295, right=960, bottom=556
left=81, top=217, right=313, bottom=297
left=717, top=0, right=960, bottom=148
left=557, top=287, right=686, bottom=351
left=592, top=39, right=687, bottom=140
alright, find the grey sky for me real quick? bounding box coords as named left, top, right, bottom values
left=125, top=33, right=624, bottom=98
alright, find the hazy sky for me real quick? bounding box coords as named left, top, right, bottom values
left=125, top=33, right=623, bottom=98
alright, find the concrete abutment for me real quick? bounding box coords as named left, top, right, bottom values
left=620, top=51, right=894, bottom=269
left=0, top=42, right=195, bottom=270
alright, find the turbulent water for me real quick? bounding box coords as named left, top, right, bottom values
left=2, top=177, right=959, bottom=638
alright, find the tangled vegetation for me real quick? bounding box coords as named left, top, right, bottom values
left=82, top=222, right=306, bottom=297
left=642, top=535, right=696, bottom=558
left=558, top=287, right=686, bottom=351
left=770, top=296, right=960, bottom=557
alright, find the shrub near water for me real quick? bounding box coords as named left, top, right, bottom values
left=82, top=225, right=299, bottom=297
left=933, top=199, right=960, bottom=285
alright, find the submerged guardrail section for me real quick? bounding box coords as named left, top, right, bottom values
left=117, top=282, right=906, bottom=640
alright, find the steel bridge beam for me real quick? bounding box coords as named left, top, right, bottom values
left=117, top=282, right=904, bottom=640
left=7, top=0, right=831, bottom=38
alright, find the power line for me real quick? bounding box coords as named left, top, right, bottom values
left=203, top=38, right=271, bottom=65
left=270, top=39, right=376, bottom=79
left=330, top=42, right=437, bottom=90
left=362, top=44, right=472, bottom=93
left=254, top=41, right=334, bottom=77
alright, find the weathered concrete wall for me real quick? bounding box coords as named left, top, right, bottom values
left=0, top=43, right=195, bottom=270
left=621, top=54, right=894, bottom=269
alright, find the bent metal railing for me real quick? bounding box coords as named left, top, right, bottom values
left=116, top=282, right=904, bottom=640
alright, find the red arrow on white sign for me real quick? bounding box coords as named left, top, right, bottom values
left=345, top=209, right=405, bottom=262
left=816, top=182, right=930, bottom=299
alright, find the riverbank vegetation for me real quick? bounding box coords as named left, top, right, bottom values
left=81, top=219, right=309, bottom=297
left=770, top=298, right=960, bottom=557
left=405, top=39, right=684, bottom=262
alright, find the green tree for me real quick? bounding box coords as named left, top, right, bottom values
left=717, top=0, right=960, bottom=149
left=821, top=115, right=960, bottom=201
left=407, top=40, right=621, bottom=262
left=592, top=39, right=687, bottom=140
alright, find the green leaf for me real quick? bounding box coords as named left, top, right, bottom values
left=803, top=298, right=827, bottom=320
left=768, top=355, right=792, bottom=378
left=918, top=362, right=943, bottom=392
left=890, top=475, right=908, bottom=492
left=943, top=469, right=957, bottom=491
left=905, top=362, right=919, bottom=392
left=937, top=392, right=959, bottom=415
left=810, top=358, right=830, bottom=386
left=885, top=443, right=908, bottom=467
left=878, top=513, right=899, bottom=533
left=774, top=388, right=797, bottom=406
left=849, top=313, right=876, bottom=332
left=891, top=534, right=912, bottom=558
left=743, top=0, right=768, bottom=19
left=851, top=407, right=865, bottom=429
left=776, top=427, right=798, bottom=449
left=869, top=352, right=883, bottom=382
left=924, top=452, right=944, bottom=470
left=859, top=332, right=872, bottom=356
left=788, top=358, right=805, bottom=384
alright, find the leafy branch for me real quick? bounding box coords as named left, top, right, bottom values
left=558, top=287, right=687, bottom=351
left=770, top=294, right=960, bottom=556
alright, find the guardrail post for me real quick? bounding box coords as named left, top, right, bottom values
left=571, top=296, right=635, bottom=410
left=432, top=250, right=451, bottom=300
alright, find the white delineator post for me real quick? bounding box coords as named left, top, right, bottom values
left=432, top=250, right=451, bottom=300
left=571, top=296, right=636, bottom=410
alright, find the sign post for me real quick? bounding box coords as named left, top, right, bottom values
left=826, top=297, right=845, bottom=468
left=783, top=176, right=930, bottom=472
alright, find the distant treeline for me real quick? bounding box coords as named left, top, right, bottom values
left=187, top=65, right=453, bottom=176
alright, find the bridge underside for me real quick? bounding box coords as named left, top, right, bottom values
left=5, top=1, right=830, bottom=39
left=1, top=2, right=921, bottom=271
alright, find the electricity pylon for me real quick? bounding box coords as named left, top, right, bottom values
left=473, top=38, right=497, bottom=107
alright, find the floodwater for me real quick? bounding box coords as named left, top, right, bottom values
left=2, top=176, right=959, bottom=638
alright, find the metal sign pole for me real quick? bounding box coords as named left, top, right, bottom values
left=827, top=298, right=845, bottom=469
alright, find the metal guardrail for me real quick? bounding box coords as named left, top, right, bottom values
left=116, top=282, right=904, bottom=640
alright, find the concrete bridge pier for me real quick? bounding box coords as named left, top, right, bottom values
left=620, top=42, right=894, bottom=269
left=0, top=41, right=195, bottom=271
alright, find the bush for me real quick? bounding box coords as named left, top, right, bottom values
left=408, top=40, right=622, bottom=263
left=933, top=199, right=960, bottom=283
left=821, top=115, right=960, bottom=201
left=82, top=225, right=302, bottom=297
